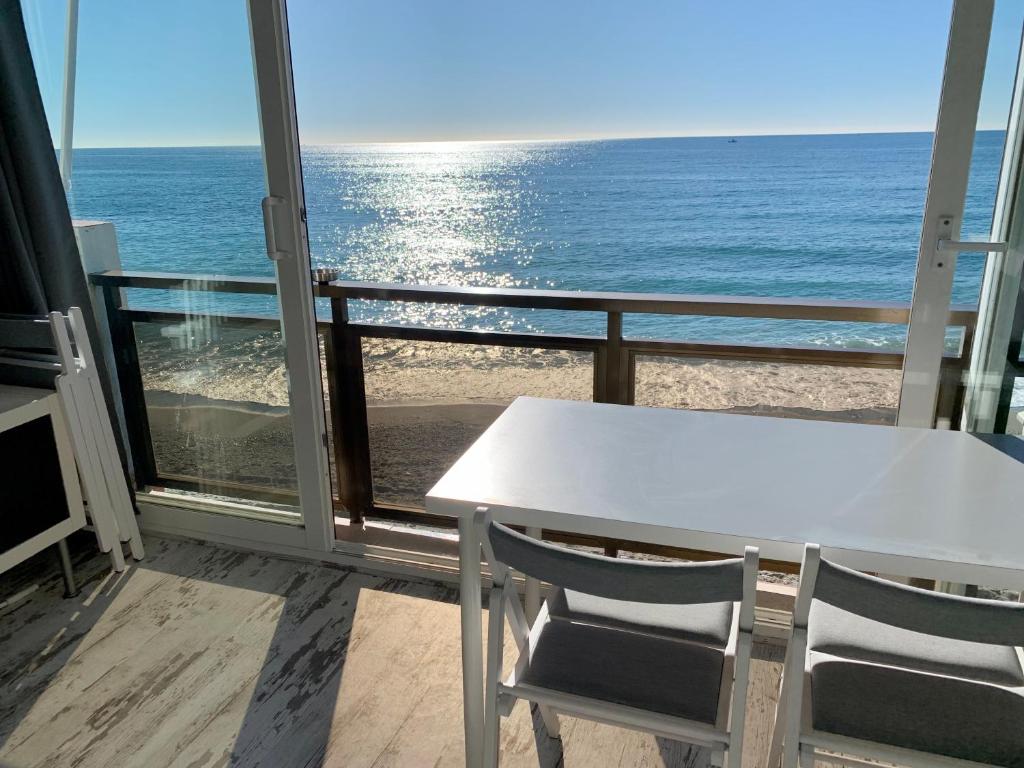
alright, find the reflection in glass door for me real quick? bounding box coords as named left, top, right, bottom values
left=38, top=0, right=332, bottom=546
left=964, top=30, right=1024, bottom=436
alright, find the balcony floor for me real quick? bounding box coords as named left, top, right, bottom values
left=1, top=535, right=791, bottom=768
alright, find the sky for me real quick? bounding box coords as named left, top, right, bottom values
left=20, top=0, right=1024, bottom=148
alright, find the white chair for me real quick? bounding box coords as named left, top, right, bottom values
left=475, top=509, right=759, bottom=768
left=0, top=310, right=143, bottom=572
left=769, top=543, right=1024, bottom=767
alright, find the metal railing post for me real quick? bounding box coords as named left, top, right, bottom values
left=327, top=296, right=373, bottom=523
left=99, top=284, right=156, bottom=489
left=593, top=348, right=607, bottom=403
left=603, top=311, right=627, bottom=404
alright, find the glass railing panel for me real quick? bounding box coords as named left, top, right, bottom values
left=633, top=354, right=900, bottom=425
left=133, top=318, right=299, bottom=504
left=623, top=311, right=973, bottom=359
left=361, top=339, right=593, bottom=507
left=623, top=313, right=914, bottom=350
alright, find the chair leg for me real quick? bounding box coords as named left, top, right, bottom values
left=781, top=726, right=800, bottom=767
left=709, top=748, right=725, bottom=768
left=799, top=743, right=815, bottom=767
left=725, top=741, right=741, bottom=768
left=767, top=659, right=788, bottom=767
left=776, top=631, right=808, bottom=768
left=483, top=588, right=505, bottom=768
left=536, top=704, right=560, bottom=739
left=55, top=540, right=79, bottom=598
left=483, top=715, right=500, bottom=768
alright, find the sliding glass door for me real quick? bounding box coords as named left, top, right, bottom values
left=29, top=0, right=334, bottom=548
left=247, top=0, right=333, bottom=549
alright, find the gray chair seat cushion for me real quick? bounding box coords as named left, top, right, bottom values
left=520, top=617, right=725, bottom=724
left=548, top=588, right=734, bottom=648
left=808, top=600, right=1024, bottom=685
left=809, top=653, right=1024, bottom=767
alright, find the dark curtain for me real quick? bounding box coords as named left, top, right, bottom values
left=0, top=0, right=81, bottom=314
left=0, top=0, right=133, bottom=488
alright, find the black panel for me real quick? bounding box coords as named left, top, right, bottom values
left=0, top=415, right=71, bottom=555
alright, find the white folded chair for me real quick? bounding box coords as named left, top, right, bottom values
left=475, top=509, right=759, bottom=768
left=0, top=309, right=143, bottom=572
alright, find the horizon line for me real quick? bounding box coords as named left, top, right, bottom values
left=66, top=126, right=1008, bottom=150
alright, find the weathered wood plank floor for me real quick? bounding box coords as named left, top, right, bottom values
left=1, top=535, right=788, bottom=768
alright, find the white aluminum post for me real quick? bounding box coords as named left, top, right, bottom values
left=898, top=0, right=994, bottom=428
left=963, top=30, right=1024, bottom=433
left=247, top=0, right=335, bottom=551
left=58, top=0, right=79, bottom=190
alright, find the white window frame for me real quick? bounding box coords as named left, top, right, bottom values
left=140, top=0, right=1003, bottom=559
left=899, top=0, right=995, bottom=428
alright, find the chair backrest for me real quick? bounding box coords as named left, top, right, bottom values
left=797, top=544, right=1024, bottom=647
left=486, top=520, right=748, bottom=605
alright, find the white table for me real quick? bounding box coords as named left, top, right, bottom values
left=426, top=396, right=1024, bottom=767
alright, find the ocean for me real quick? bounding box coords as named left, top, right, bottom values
left=67, top=131, right=1003, bottom=351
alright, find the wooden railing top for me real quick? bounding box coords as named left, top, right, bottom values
left=90, top=270, right=978, bottom=326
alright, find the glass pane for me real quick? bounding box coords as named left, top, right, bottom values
left=362, top=340, right=592, bottom=506
left=136, top=319, right=298, bottom=502
left=20, top=0, right=67, bottom=144
left=61, top=1, right=278, bottom=326
left=53, top=2, right=305, bottom=515
left=633, top=356, right=900, bottom=425
left=287, top=1, right=958, bottom=343
left=955, top=0, right=1024, bottom=305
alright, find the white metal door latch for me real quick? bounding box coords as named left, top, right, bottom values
left=261, top=196, right=291, bottom=262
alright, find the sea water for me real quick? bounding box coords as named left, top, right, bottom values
left=67, top=131, right=1003, bottom=350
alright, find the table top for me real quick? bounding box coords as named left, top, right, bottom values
left=427, top=397, right=1024, bottom=586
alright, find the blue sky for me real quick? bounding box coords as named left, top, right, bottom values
left=21, top=0, right=1024, bottom=147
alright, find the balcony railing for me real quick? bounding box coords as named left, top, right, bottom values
left=90, top=270, right=978, bottom=556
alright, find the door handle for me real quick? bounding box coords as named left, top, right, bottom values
left=261, top=196, right=290, bottom=261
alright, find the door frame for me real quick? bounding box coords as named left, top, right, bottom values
left=898, top=0, right=995, bottom=427
left=245, top=0, right=334, bottom=551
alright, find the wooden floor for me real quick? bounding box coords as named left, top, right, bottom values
left=0, top=535, right=788, bottom=768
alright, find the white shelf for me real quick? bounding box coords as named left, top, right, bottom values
left=0, top=384, right=53, bottom=415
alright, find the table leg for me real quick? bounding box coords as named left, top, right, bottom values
left=459, top=516, right=484, bottom=768
left=766, top=631, right=793, bottom=768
